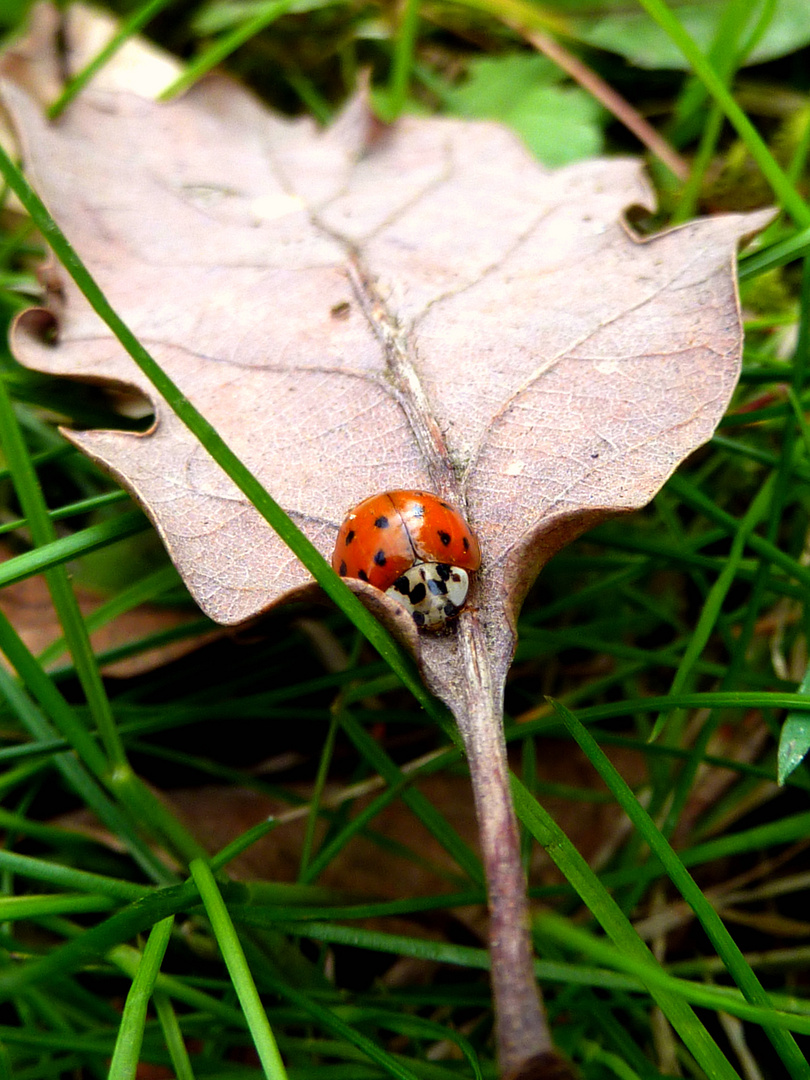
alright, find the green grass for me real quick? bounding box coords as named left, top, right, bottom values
left=2, top=0, right=810, bottom=1077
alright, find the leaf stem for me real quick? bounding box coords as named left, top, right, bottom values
left=456, top=620, right=571, bottom=1079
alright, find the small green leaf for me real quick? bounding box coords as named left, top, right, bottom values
left=778, top=664, right=810, bottom=784
left=444, top=54, right=605, bottom=166
left=569, top=0, right=810, bottom=71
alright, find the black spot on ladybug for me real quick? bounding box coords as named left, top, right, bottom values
left=436, top=564, right=451, bottom=581
left=413, top=612, right=426, bottom=627
left=373, top=550, right=387, bottom=567
left=428, top=579, right=447, bottom=595
left=339, top=561, right=347, bottom=576
left=358, top=569, right=368, bottom=582
left=438, top=530, right=451, bottom=546
left=374, top=516, right=389, bottom=529
left=444, top=602, right=460, bottom=617
left=462, top=536, right=469, bottom=551
left=392, top=576, right=410, bottom=595
left=409, top=582, right=427, bottom=604
left=345, top=529, right=355, bottom=545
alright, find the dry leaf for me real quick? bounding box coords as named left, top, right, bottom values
left=0, top=2, right=181, bottom=106
left=165, top=741, right=649, bottom=890
left=3, top=75, right=771, bottom=696
left=1, top=80, right=769, bottom=646
left=0, top=543, right=214, bottom=676
left=55, top=740, right=648, bottom=928
left=0, top=13, right=772, bottom=1075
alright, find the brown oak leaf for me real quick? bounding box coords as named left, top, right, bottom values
left=3, top=77, right=770, bottom=686
left=1, top=14, right=771, bottom=1074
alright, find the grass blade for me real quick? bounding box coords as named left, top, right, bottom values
left=189, top=860, right=288, bottom=1079
left=553, top=699, right=810, bottom=1079
left=510, top=775, right=742, bottom=1080
left=108, top=916, right=174, bottom=1080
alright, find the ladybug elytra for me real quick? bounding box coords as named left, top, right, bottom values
left=332, top=490, right=480, bottom=629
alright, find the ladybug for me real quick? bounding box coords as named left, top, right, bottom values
left=332, top=490, right=481, bottom=629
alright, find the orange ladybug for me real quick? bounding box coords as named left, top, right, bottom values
left=332, top=490, right=481, bottom=629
